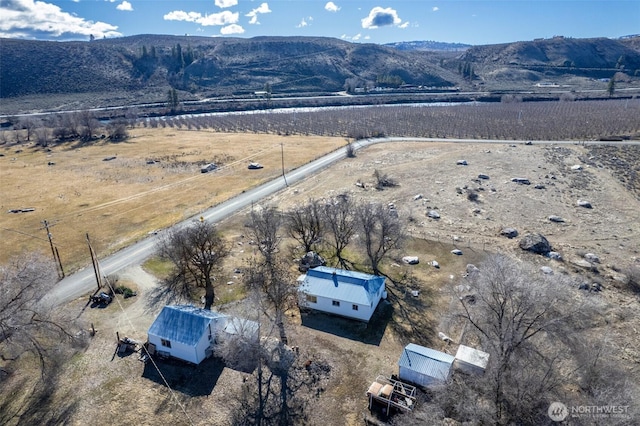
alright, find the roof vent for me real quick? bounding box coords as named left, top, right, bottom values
left=332, top=271, right=338, bottom=287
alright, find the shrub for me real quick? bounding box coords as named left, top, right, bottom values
left=115, top=285, right=137, bottom=298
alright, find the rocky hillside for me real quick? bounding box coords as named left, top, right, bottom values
left=1, top=35, right=639, bottom=112
left=0, top=35, right=456, bottom=99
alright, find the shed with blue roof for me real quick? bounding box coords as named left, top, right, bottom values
left=147, top=305, right=228, bottom=364
left=297, top=266, right=386, bottom=322
left=398, top=343, right=455, bottom=387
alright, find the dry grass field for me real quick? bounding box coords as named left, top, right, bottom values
left=2, top=130, right=640, bottom=425
left=0, top=128, right=346, bottom=269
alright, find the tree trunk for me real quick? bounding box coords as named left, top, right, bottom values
left=204, top=278, right=214, bottom=310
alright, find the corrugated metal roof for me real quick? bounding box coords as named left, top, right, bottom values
left=148, top=305, right=227, bottom=347
left=398, top=343, right=455, bottom=381
left=298, top=266, right=385, bottom=306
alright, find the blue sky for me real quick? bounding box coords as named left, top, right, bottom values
left=1, top=0, right=638, bottom=45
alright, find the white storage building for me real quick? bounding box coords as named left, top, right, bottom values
left=398, top=343, right=455, bottom=387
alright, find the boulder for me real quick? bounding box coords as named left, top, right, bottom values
left=540, top=266, right=554, bottom=275
left=478, top=174, right=490, bottom=180
left=451, top=249, right=463, bottom=256
left=413, top=194, right=423, bottom=200
left=519, top=233, right=552, bottom=255
left=466, top=264, right=479, bottom=273
left=548, top=251, right=563, bottom=261
left=571, top=164, right=583, bottom=170
left=511, top=177, right=531, bottom=185
left=577, top=200, right=593, bottom=208
left=427, top=210, right=441, bottom=219
left=500, top=227, right=519, bottom=239
left=584, top=253, right=600, bottom=264
left=548, top=215, right=565, bottom=223
left=457, top=160, right=468, bottom=166
left=402, top=256, right=420, bottom=265
left=430, top=260, right=440, bottom=268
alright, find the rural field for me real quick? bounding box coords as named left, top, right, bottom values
left=2, top=121, right=640, bottom=425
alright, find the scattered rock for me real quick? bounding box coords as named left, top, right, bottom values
left=534, top=184, right=546, bottom=189
left=402, top=256, right=419, bottom=265
left=456, top=160, right=468, bottom=166
left=427, top=210, right=440, bottom=219
left=584, top=253, right=600, bottom=264
left=548, top=215, right=565, bottom=223
left=466, top=264, right=479, bottom=274
left=103, top=156, right=117, bottom=161
left=451, top=249, right=463, bottom=256
left=511, top=177, right=531, bottom=185
left=591, top=282, right=602, bottom=292
left=430, top=260, right=440, bottom=268
left=519, top=233, right=552, bottom=255
left=500, top=227, right=519, bottom=239
left=577, top=200, right=592, bottom=209
left=540, top=266, right=554, bottom=275
left=571, top=258, right=594, bottom=269
left=478, top=174, right=490, bottom=180
left=547, top=251, right=563, bottom=261
left=571, top=164, right=583, bottom=170
left=438, top=332, right=452, bottom=343
left=578, top=283, right=590, bottom=290
left=413, top=194, right=423, bottom=200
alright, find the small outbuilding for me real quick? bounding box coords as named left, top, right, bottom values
left=298, top=266, right=386, bottom=322
left=454, top=344, right=490, bottom=375
left=398, top=343, right=455, bottom=387
left=147, top=305, right=228, bottom=364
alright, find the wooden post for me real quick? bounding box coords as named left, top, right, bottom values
left=86, top=233, right=102, bottom=291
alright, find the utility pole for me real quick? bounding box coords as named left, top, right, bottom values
left=86, top=233, right=102, bottom=291
left=42, top=220, right=64, bottom=278
left=281, top=143, right=288, bottom=187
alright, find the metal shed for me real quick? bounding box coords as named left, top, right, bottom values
left=454, top=344, right=490, bottom=375
left=398, top=343, right=455, bottom=387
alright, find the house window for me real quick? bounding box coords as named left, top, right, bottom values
left=332, top=300, right=340, bottom=307
left=161, top=339, right=172, bottom=348
left=306, top=294, right=317, bottom=304
left=352, top=304, right=359, bottom=311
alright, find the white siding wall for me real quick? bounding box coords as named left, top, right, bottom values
left=308, top=294, right=374, bottom=321
left=148, top=333, right=199, bottom=364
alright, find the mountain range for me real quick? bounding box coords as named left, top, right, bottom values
left=1, top=34, right=639, bottom=114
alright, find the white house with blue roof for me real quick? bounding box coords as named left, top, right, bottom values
left=398, top=343, right=455, bottom=387
left=147, top=305, right=229, bottom=364
left=297, top=266, right=386, bottom=322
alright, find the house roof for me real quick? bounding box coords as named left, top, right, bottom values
left=455, top=344, right=490, bottom=369
left=398, top=343, right=455, bottom=381
left=148, top=305, right=227, bottom=347
left=298, top=266, right=385, bottom=306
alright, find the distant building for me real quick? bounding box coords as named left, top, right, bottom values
left=398, top=343, right=455, bottom=387
left=297, top=266, right=386, bottom=322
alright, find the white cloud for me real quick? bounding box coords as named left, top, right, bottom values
left=296, top=16, right=313, bottom=28
left=246, top=2, right=271, bottom=25
left=324, top=2, right=340, bottom=13
left=433, top=7, right=439, bottom=12
left=399, top=21, right=409, bottom=29
left=352, top=33, right=361, bottom=41
left=215, top=0, right=238, bottom=8
left=116, top=1, right=133, bottom=12
left=0, top=0, right=121, bottom=39
left=164, top=10, right=239, bottom=26
left=220, top=24, right=244, bottom=35
left=361, top=7, right=402, bottom=29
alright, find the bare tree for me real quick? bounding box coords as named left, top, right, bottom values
left=107, top=119, right=129, bottom=142
left=249, top=206, right=283, bottom=267
left=321, top=194, right=356, bottom=269
left=455, top=254, right=578, bottom=424
left=356, top=202, right=404, bottom=275
left=77, top=110, right=99, bottom=142
left=285, top=199, right=323, bottom=254
left=157, top=220, right=230, bottom=309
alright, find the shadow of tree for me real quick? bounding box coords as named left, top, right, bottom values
left=142, top=356, right=224, bottom=397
